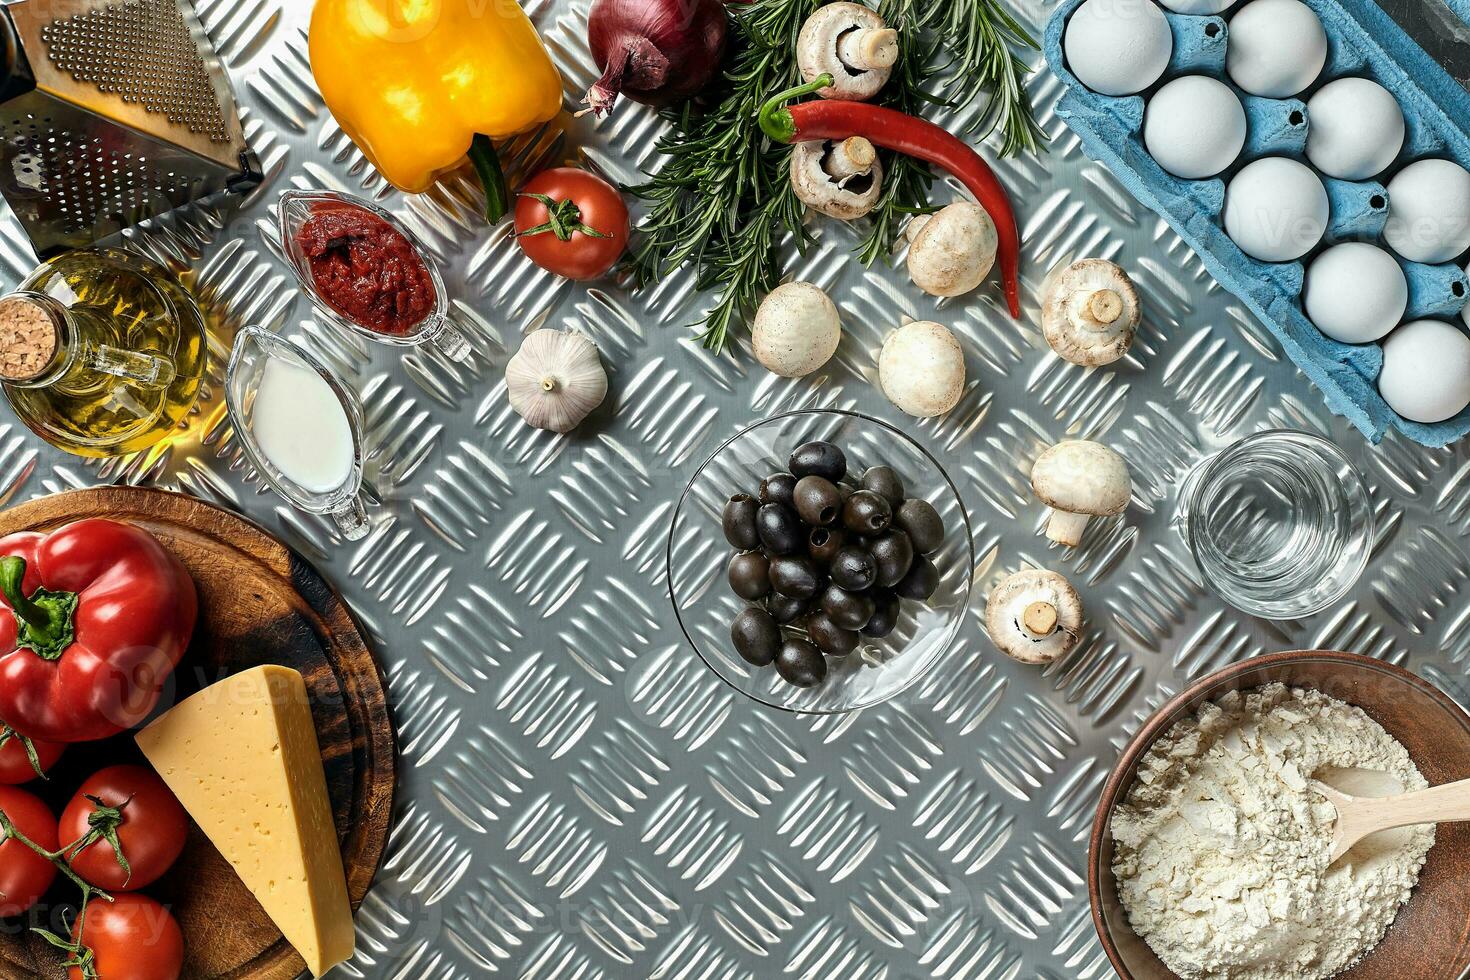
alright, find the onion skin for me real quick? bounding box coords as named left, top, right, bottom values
left=586, top=0, right=730, bottom=116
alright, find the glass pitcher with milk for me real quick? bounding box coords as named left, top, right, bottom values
left=225, top=327, right=371, bottom=540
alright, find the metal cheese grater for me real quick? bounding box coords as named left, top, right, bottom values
left=0, top=0, right=261, bottom=257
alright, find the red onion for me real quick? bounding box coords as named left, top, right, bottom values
left=585, top=0, right=730, bottom=116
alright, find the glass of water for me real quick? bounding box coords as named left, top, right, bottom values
left=1181, top=430, right=1373, bottom=619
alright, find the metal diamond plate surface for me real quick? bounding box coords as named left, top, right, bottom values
left=1, top=0, right=1467, bottom=977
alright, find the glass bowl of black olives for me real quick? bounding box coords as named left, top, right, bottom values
left=668, top=410, right=974, bottom=713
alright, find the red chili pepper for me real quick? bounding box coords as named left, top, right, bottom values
left=760, top=74, right=1023, bottom=319
left=0, top=519, right=197, bottom=743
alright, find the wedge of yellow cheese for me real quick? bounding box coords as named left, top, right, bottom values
left=136, top=665, right=355, bottom=978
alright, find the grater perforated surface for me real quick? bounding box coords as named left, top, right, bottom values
left=41, top=0, right=230, bottom=142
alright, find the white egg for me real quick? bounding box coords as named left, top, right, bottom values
left=1463, top=263, right=1470, bottom=330
left=1383, top=159, right=1470, bottom=264
left=1144, top=76, right=1246, bottom=179
left=1223, top=158, right=1329, bottom=262
left=1303, top=244, right=1407, bottom=343
left=1159, top=0, right=1235, bottom=11
left=1379, top=319, right=1470, bottom=423
left=1064, top=0, right=1173, bottom=97
left=1306, top=78, right=1405, bottom=180
left=1226, top=0, right=1327, bottom=98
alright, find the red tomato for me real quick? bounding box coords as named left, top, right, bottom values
left=68, top=892, right=184, bottom=980
left=0, top=729, right=64, bottom=785
left=0, top=784, right=58, bottom=916
left=514, top=168, right=629, bottom=280
left=61, top=766, right=187, bottom=892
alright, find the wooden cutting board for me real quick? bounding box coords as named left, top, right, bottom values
left=0, top=487, right=396, bottom=980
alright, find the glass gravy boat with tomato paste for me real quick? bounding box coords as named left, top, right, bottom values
left=277, top=190, right=471, bottom=362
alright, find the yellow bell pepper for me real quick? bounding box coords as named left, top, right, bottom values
left=309, top=0, right=563, bottom=220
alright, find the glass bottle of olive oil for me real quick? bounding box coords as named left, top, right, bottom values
left=0, top=248, right=207, bottom=457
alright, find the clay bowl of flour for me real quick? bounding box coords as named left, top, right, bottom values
left=1090, top=650, right=1470, bottom=980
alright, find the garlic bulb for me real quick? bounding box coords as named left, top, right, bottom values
left=506, top=330, right=608, bottom=433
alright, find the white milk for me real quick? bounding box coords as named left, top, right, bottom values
left=251, top=356, right=353, bottom=494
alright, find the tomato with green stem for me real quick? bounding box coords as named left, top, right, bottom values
left=0, top=724, right=63, bottom=784
left=514, top=168, right=629, bottom=281
left=0, top=784, right=58, bottom=916
left=66, top=892, right=183, bottom=980
left=60, top=766, right=187, bottom=892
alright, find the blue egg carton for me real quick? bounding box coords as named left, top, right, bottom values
left=1043, top=0, right=1470, bottom=446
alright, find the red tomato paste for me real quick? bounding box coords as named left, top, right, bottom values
left=296, top=204, right=435, bottom=336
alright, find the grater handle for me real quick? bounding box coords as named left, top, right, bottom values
left=0, top=9, right=33, bottom=105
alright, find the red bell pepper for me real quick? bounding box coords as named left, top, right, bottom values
left=759, top=74, right=1024, bottom=319
left=0, top=519, right=197, bottom=743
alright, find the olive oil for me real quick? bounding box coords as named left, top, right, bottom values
left=0, top=248, right=207, bottom=457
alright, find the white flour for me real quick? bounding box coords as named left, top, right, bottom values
left=1111, top=683, right=1434, bottom=980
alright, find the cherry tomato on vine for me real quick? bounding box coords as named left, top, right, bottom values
left=60, top=766, right=187, bottom=892
left=67, top=892, right=184, bottom=980
left=0, top=728, right=64, bottom=785
left=0, top=784, right=58, bottom=916
left=514, top=168, right=629, bottom=281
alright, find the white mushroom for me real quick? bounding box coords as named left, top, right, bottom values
left=985, top=568, right=1083, bottom=664
left=753, top=282, right=841, bottom=377
left=906, top=203, right=998, bottom=298
left=1042, top=259, right=1141, bottom=367
left=1030, top=440, right=1131, bottom=547
left=790, top=138, right=884, bottom=220
left=797, top=2, right=899, bottom=101
left=878, top=320, right=965, bottom=418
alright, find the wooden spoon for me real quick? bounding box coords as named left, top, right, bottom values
left=1315, top=778, right=1470, bottom=864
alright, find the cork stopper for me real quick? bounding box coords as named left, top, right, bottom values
left=0, top=294, right=60, bottom=383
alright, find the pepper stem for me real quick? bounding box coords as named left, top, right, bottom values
left=758, top=74, right=835, bottom=144
left=468, top=135, right=510, bottom=225
left=0, top=555, right=78, bottom=661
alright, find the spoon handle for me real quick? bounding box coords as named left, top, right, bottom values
left=1350, top=778, right=1470, bottom=833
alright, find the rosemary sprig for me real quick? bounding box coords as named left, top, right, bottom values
left=629, top=0, right=1045, bottom=352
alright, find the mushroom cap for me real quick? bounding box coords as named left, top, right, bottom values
left=753, top=282, right=842, bottom=378
left=878, top=320, right=966, bottom=418
left=906, top=203, right=999, bottom=298
left=985, top=568, right=1083, bottom=665
left=797, top=2, right=893, bottom=101
left=1031, top=440, right=1131, bottom=516
left=790, top=140, right=884, bottom=220
left=1041, top=259, right=1141, bottom=367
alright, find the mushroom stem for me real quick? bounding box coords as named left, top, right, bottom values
left=1022, top=601, right=1058, bottom=636
left=1045, top=509, right=1091, bottom=547
left=838, top=28, right=899, bottom=71
left=827, top=137, right=876, bottom=180
left=1086, top=289, right=1124, bottom=326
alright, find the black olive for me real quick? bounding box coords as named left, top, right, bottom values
left=789, top=441, right=847, bottom=482
left=794, top=476, right=842, bottom=526
left=843, top=490, right=892, bottom=535
left=868, top=530, right=915, bottom=588
left=862, top=591, right=901, bottom=638
left=862, top=465, right=905, bottom=506
left=895, top=499, right=944, bottom=554
left=728, top=551, right=771, bottom=600
left=895, top=554, right=939, bottom=601
left=759, top=473, right=797, bottom=508
left=807, top=526, right=847, bottom=566
left=830, top=545, right=877, bottom=592
left=769, top=555, right=821, bottom=599
left=776, top=638, right=827, bottom=688
left=767, top=592, right=811, bottom=624
left=756, top=503, right=804, bottom=555
left=731, top=607, right=781, bottom=666
left=806, top=611, right=860, bottom=656
left=722, top=494, right=760, bottom=550
left=820, top=584, right=875, bottom=631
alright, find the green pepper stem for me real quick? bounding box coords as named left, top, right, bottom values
left=0, top=555, right=78, bottom=661
left=469, top=135, right=510, bottom=225
left=757, top=74, right=834, bottom=143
